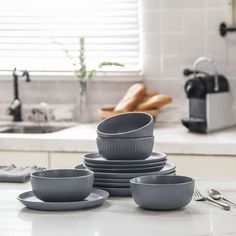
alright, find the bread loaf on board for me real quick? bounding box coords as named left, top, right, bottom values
left=114, top=83, right=147, bottom=112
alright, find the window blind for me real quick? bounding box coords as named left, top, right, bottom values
left=0, top=0, right=140, bottom=72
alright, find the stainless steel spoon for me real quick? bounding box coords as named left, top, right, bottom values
left=208, top=189, right=236, bottom=206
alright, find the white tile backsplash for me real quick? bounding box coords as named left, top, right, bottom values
left=160, top=0, right=185, bottom=10
left=161, top=10, right=184, bottom=33
left=206, top=9, right=226, bottom=31
left=183, top=33, right=205, bottom=55
left=206, top=0, right=225, bottom=8
left=184, top=0, right=206, bottom=9
left=183, top=10, right=206, bottom=33
left=142, top=55, right=161, bottom=77
left=206, top=33, right=227, bottom=55
left=141, top=10, right=161, bottom=33
left=142, top=0, right=160, bottom=10
left=142, top=33, right=161, bottom=55
left=162, top=56, right=185, bottom=77
left=162, top=33, right=184, bottom=55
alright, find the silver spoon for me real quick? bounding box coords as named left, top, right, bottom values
left=208, top=189, right=236, bottom=206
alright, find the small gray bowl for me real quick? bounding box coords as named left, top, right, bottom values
left=31, top=169, right=94, bottom=202
left=97, top=136, right=154, bottom=160
left=130, top=175, right=194, bottom=210
left=97, top=112, right=154, bottom=138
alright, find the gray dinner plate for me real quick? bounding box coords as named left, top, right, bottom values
left=94, top=170, right=176, bottom=184
left=97, top=187, right=131, bottom=197
left=95, top=177, right=131, bottom=183
left=17, top=188, right=109, bottom=211
left=84, top=160, right=167, bottom=169
left=75, top=162, right=176, bottom=179
left=84, top=152, right=167, bottom=165
left=94, top=181, right=130, bottom=188
left=85, top=164, right=165, bottom=173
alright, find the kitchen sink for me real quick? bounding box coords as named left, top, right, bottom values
left=0, top=124, right=73, bottom=134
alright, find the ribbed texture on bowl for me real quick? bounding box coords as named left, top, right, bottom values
left=130, top=176, right=194, bottom=210
left=97, top=112, right=154, bottom=138
left=31, top=170, right=94, bottom=202
left=96, top=136, right=154, bottom=160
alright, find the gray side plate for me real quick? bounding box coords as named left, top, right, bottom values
left=84, top=152, right=167, bottom=164
left=17, top=188, right=109, bottom=211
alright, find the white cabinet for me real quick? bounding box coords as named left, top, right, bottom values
left=0, top=151, right=49, bottom=168
left=168, top=154, right=236, bottom=179
left=49, top=152, right=86, bottom=169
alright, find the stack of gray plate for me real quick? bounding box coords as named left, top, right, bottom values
left=76, top=153, right=176, bottom=197
left=75, top=112, right=176, bottom=196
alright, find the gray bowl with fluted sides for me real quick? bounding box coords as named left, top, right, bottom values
left=97, top=136, right=154, bottom=160
left=31, top=169, right=94, bottom=202
left=97, top=112, right=154, bottom=138
left=130, top=175, right=194, bottom=210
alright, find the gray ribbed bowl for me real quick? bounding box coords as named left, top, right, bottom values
left=96, top=136, right=154, bottom=160
left=130, top=175, right=194, bottom=210
left=31, top=169, right=94, bottom=202
left=97, top=112, right=153, bottom=138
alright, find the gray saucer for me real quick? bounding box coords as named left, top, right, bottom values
left=75, top=162, right=175, bottom=179
left=17, top=189, right=109, bottom=211
left=84, top=152, right=167, bottom=165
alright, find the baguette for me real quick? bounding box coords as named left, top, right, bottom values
left=142, top=91, right=159, bottom=102
left=114, top=83, right=147, bottom=112
left=137, top=94, right=172, bottom=111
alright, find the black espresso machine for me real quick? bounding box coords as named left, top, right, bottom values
left=182, top=57, right=235, bottom=133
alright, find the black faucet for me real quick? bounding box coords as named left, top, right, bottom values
left=8, top=68, right=31, bottom=121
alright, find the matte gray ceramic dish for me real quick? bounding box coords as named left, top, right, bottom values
left=94, top=171, right=176, bottom=184
left=94, top=181, right=130, bottom=188
left=75, top=162, right=176, bottom=179
left=97, top=112, right=153, bottom=138
left=130, top=175, right=194, bottom=210
left=98, top=187, right=131, bottom=197
left=31, top=169, right=94, bottom=202
left=84, top=159, right=167, bottom=169
left=17, top=188, right=109, bottom=211
left=84, top=152, right=167, bottom=165
left=95, top=177, right=131, bottom=183
left=96, top=136, right=154, bottom=160
left=85, top=164, right=165, bottom=173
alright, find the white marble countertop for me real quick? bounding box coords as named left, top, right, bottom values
left=0, top=122, right=236, bottom=155
left=1, top=179, right=236, bottom=236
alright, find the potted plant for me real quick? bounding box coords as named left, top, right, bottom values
left=54, top=37, right=124, bottom=122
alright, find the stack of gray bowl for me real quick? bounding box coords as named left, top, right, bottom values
left=77, top=112, right=176, bottom=197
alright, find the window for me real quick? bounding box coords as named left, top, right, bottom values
left=0, top=0, right=140, bottom=73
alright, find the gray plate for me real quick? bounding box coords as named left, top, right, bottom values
left=94, top=181, right=130, bottom=188
left=94, top=171, right=176, bottom=184
left=84, top=152, right=166, bottom=165
left=17, top=188, right=109, bottom=211
left=95, top=177, right=131, bottom=183
left=85, top=164, right=165, bottom=173
left=98, top=187, right=131, bottom=197
left=75, top=162, right=176, bottom=179
left=84, top=160, right=167, bottom=169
